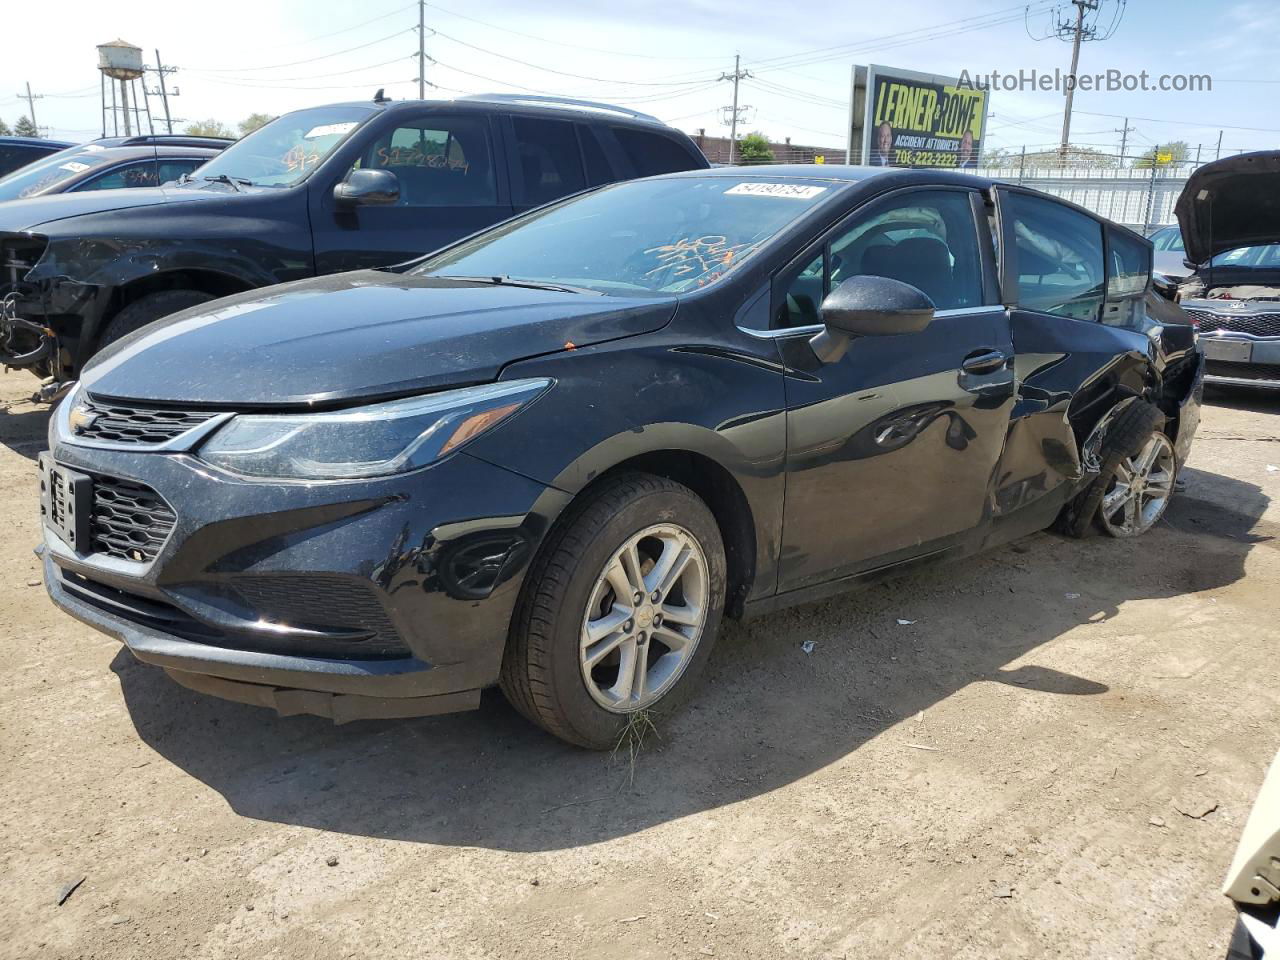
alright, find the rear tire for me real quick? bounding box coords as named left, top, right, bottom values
left=501, top=472, right=726, bottom=749
left=1056, top=401, right=1171, bottom=538
left=98, top=290, right=215, bottom=351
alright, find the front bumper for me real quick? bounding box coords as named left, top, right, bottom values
left=1196, top=332, right=1280, bottom=389
left=41, top=439, right=571, bottom=721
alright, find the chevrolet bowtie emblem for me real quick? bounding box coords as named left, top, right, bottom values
left=68, top=404, right=99, bottom=435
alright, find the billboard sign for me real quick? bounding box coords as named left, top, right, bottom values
left=860, top=65, right=989, bottom=169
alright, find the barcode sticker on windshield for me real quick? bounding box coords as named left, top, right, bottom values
left=304, top=122, right=357, bottom=140
left=59, top=161, right=91, bottom=173
left=725, top=183, right=827, bottom=199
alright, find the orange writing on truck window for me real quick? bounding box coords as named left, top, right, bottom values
left=375, top=146, right=470, bottom=174
left=283, top=144, right=323, bottom=174
left=642, top=235, right=754, bottom=284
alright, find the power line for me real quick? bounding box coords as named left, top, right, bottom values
left=427, top=29, right=716, bottom=87
left=424, top=1, right=726, bottom=61
left=201, top=55, right=414, bottom=85
left=188, top=29, right=412, bottom=74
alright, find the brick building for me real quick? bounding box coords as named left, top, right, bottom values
left=691, top=130, right=844, bottom=165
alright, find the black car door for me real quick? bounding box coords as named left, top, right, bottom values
left=986, top=186, right=1159, bottom=541
left=774, top=186, right=1016, bottom=593
left=310, top=112, right=513, bottom=275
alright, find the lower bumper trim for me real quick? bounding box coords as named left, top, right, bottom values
left=164, top=668, right=481, bottom=723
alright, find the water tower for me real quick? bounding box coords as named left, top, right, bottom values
left=97, top=39, right=147, bottom=137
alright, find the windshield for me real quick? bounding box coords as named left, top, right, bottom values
left=0, top=145, right=110, bottom=200
left=194, top=105, right=374, bottom=187
left=1211, top=244, right=1280, bottom=268
left=412, top=177, right=837, bottom=296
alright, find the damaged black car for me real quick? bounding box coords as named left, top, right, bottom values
left=38, top=166, right=1203, bottom=748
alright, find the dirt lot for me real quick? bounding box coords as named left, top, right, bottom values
left=1, top=374, right=1278, bottom=960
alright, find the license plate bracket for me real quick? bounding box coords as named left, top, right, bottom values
left=38, top=454, right=92, bottom=553
left=1202, top=338, right=1252, bottom=363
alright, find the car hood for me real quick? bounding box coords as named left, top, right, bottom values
left=0, top=184, right=226, bottom=230
left=81, top=271, right=677, bottom=406
left=1176, top=151, right=1280, bottom=264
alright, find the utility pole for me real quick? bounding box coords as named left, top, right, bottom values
left=418, top=0, right=427, bottom=100
left=1058, top=0, right=1099, bottom=161
left=17, top=82, right=43, bottom=130
left=718, top=54, right=752, bottom=164
left=149, top=50, right=177, bottom=134
left=1114, top=116, right=1135, bottom=164
left=1215, top=130, right=1223, bottom=160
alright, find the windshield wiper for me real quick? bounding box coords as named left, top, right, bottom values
left=431, top=275, right=601, bottom=296
left=201, top=174, right=253, bottom=192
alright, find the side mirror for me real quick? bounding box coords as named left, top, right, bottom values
left=1182, top=258, right=1199, bottom=272
left=810, top=274, right=935, bottom=363
left=333, top=168, right=400, bottom=207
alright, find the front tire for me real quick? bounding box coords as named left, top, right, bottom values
left=98, top=290, right=215, bottom=351
left=501, top=473, right=726, bottom=749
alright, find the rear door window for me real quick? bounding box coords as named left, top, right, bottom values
left=358, top=116, right=497, bottom=206
left=577, top=125, right=615, bottom=186
left=1006, top=192, right=1105, bottom=321
left=157, top=158, right=205, bottom=184
left=76, top=160, right=160, bottom=191
left=511, top=117, right=586, bottom=206
left=1103, top=226, right=1151, bottom=327
left=612, top=127, right=701, bottom=177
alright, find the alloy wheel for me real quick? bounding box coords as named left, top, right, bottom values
left=1097, top=432, right=1176, bottom=537
left=579, top=523, right=709, bottom=712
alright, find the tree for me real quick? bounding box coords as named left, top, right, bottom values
left=1017, top=145, right=1119, bottom=169
left=184, top=119, right=234, bottom=138
left=238, top=113, right=275, bottom=137
left=13, top=116, right=39, bottom=138
left=1134, top=140, right=1191, bottom=169
left=0, top=119, right=10, bottom=137
left=737, top=131, right=773, bottom=165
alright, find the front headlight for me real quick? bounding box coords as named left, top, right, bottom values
left=199, top=379, right=550, bottom=479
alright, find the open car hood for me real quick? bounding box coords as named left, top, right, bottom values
left=1175, top=151, right=1280, bottom=265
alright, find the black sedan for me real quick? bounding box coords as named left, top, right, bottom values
left=38, top=166, right=1203, bottom=748
left=0, top=135, right=230, bottom=202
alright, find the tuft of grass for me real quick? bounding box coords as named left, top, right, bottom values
left=612, top=710, right=660, bottom=786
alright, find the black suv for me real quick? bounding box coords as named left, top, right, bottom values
left=0, top=94, right=708, bottom=390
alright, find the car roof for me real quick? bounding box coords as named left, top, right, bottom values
left=656, top=164, right=997, bottom=188
left=90, top=135, right=235, bottom=149
left=0, top=136, right=75, bottom=149
left=63, top=144, right=223, bottom=161
left=318, top=95, right=691, bottom=132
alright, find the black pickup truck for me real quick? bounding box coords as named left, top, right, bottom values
left=0, top=94, right=709, bottom=394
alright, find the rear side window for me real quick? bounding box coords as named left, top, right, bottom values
left=358, top=116, right=497, bottom=206
left=77, top=160, right=160, bottom=191
left=1103, top=227, right=1151, bottom=327
left=612, top=127, right=700, bottom=177
left=1007, top=192, right=1104, bottom=321
left=511, top=117, right=586, bottom=206
left=578, top=126, right=615, bottom=186
left=157, top=158, right=204, bottom=184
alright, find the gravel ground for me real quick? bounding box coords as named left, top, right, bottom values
left=1, top=375, right=1278, bottom=960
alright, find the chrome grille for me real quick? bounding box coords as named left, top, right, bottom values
left=90, top=475, right=176, bottom=562
left=1183, top=307, right=1280, bottom=337
left=76, top=395, right=219, bottom=445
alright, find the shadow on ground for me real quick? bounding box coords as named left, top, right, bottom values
left=107, top=462, right=1269, bottom=852
left=0, top=399, right=50, bottom=462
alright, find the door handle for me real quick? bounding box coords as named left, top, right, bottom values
left=961, top=349, right=1009, bottom=374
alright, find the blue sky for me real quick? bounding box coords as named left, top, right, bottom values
left=3, top=0, right=1276, bottom=159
